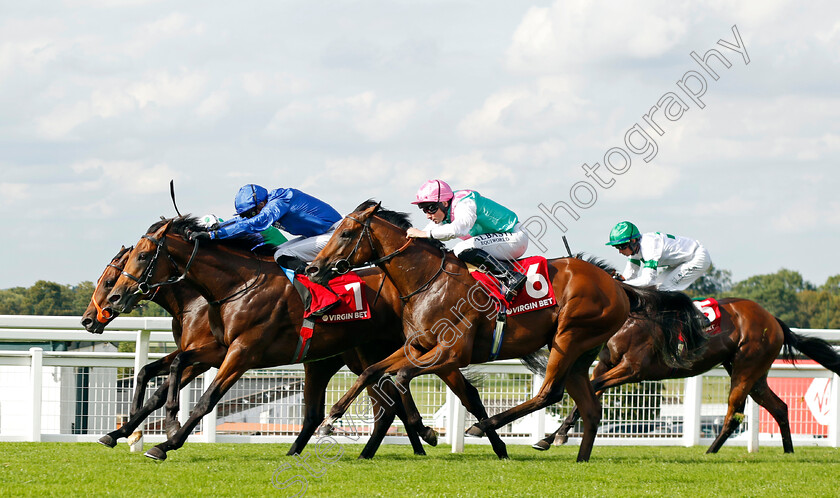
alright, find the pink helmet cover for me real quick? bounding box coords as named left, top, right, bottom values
left=412, top=179, right=454, bottom=204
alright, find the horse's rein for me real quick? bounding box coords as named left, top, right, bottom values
left=335, top=212, right=452, bottom=302
left=120, top=234, right=200, bottom=295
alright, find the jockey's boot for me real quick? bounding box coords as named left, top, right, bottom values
left=458, top=248, right=527, bottom=302
left=277, top=255, right=340, bottom=317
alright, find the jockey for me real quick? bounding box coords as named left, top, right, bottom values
left=406, top=179, right=528, bottom=301
left=190, top=184, right=342, bottom=315
left=606, top=221, right=711, bottom=291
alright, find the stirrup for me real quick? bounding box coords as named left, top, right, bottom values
left=503, top=272, right=527, bottom=302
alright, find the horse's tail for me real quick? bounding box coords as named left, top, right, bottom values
left=620, top=284, right=709, bottom=369
left=460, top=366, right=487, bottom=389
left=520, top=348, right=549, bottom=376
left=778, top=318, right=840, bottom=374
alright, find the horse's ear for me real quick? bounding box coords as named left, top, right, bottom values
left=373, top=201, right=382, bottom=214
left=152, top=220, right=174, bottom=239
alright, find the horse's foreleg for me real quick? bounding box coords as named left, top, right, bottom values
left=130, top=352, right=178, bottom=416
left=162, top=344, right=226, bottom=440
left=145, top=348, right=250, bottom=461
left=319, top=348, right=410, bottom=433
left=288, top=357, right=344, bottom=456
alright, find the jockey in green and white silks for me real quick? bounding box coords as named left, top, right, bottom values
left=406, top=179, right=528, bottom=300
left=606, top=221, right=711, bottom=291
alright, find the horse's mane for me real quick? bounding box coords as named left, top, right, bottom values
left=354, top=200, right=449, bottom=253
left=146, top=216, right=276, bottom=256
left=574, top=252, right=618, bottom=275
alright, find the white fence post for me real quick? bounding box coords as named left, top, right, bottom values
left=830, top=373, right=840, bottom=448
left=448, top=387, right=465, bottom=453
left=202, top=368, right=217, bottom=443
left=531, top=374, right=545, bottom=442
left=683, top=375, right=702, bottom=447
left=130, top=329, right=151, bottom=453
left=29, top=347, right=43, bottom=442
left=746, top=396, right=760, bottom=452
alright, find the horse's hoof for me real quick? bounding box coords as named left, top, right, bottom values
left=127, top=431, right=143, bottom=446
left=357, top=454, right=373, bottom=460
left=413, top=448, right=427, bottom=456
left=317, top=423, right=335, bottom=437
left=144, top=446, right=167, bottom=461
left=421, top=427, right=439, bottom=447
left=532, top=439, right=551, bottom=451
left=465, top=425, right=485, bottom=438
left=98, top=434, right=117, bottom=448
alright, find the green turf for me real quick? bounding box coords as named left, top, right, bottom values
left=1, top=442, right=839, bottom=497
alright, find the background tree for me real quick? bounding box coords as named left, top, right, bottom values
left=685, top=264, right=732, bottom=299
left=731, top=269, right=814, bottom=327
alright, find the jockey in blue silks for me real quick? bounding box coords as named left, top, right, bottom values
left=191, top=184, right=342, bottom=314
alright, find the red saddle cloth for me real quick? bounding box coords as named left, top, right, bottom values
left=693, top=298, right=722, bottom=335
left=469, top=256, right=557, bottom=316
left=296, top=273, right=371, bottom=323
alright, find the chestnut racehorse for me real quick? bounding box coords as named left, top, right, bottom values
left=82, top=245, right=431, bottom=459
left=536, top=297, right=840, bottom=453
left=106, top=217, right=505, bottom=460
left=306, top=201, right=710, bottom=462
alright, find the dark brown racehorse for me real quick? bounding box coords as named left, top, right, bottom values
left=535, top=297, right=840, bottom=453
left=81, top=246, right=430, bottom=459
left=306, top=201, right=710, bottom=462
left=106, top=216, right=502, bottom=460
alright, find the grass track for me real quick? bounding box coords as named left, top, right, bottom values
left=1, top=442, right=839, bottom=497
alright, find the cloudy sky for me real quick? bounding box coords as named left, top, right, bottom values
left=2, top=0, right=839, bottom=290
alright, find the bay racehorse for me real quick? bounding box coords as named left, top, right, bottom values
left=306, top=201, right=710, bottom=462
left=535, top=297, right=840, bottom=453
left=81, top=245, right=430, bottom=459
left=106, top=216, right=506, bottom=460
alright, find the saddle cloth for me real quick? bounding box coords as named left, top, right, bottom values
left=469, top=256, right=557, bottom=316
left=693, top=297, right=723, bottom=335
left=296, top=273, right=371, bottom=323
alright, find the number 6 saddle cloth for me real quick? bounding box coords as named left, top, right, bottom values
left=468, top=256, right=557, bottom=316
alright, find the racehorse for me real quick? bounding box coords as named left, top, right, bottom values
left=306, top=201, right=710, bottom=462
left=81, top=246, right=432, bottom=459
left=534, top=297, right=840, bottom=453
left=105, top=216, right=505, bottom=460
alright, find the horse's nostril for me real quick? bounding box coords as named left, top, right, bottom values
left=108, top=294, right=121, bottom=305
left=305, top=265, right=318, bottom=275
left=81, top=318, right=92, bottom=327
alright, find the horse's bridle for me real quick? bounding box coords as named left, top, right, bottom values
left=331, top=211, right=455, bottom=302
left=120, top=234, right=200, bottom=296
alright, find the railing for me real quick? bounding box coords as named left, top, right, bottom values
left=1, top=315, right=838, bottom=453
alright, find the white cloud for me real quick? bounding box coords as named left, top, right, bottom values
left=458, top=77, right=588, bottom=143
left=265, top=92, right=418, bottom=142
left=196, top=91, right=230, bottom=120
left=72, top=159, right=180, bottom=195
left=241, top=72, right=309, bottom=96
left=0, top=183, right=29, bottom=206
left=506, top=0, right=688, bottom=72
left=773, top=201, right=840, bottom=233
left=439, top=152, right=515, bottom=187
left=605, top=161, right=680, bottom=201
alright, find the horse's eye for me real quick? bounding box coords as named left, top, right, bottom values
left=340, top=230, right=354, bottom=239
left=105, top=280, right=115, bottom=288
left=138, top=252, right=149, bottom=261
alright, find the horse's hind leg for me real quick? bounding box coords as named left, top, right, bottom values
left=706, top=364, right=762, bottom=454
left=162, top=344, right=226, bottom=439
left=357, top=381, right=428, bottom=459
left=437, top=368, right=508, bottom=460
left=288, top=357, right=344, bottom=456
left=562, top=347, right=603, bottom=462
left=748, top=376, right=793, bottom=453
